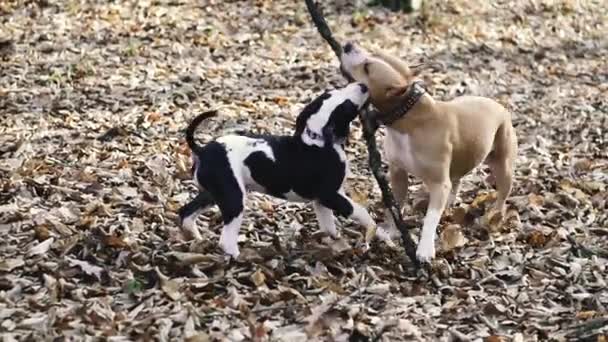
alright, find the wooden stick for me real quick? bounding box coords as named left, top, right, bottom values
left=304, top=0, right=419, bottom=268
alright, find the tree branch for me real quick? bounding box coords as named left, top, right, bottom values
left=304, top=0, right=419, bottom=268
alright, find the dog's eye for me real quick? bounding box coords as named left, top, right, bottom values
left=305, top=127, right=321, bottom=140
left=363, top=62, right=370, bottom=75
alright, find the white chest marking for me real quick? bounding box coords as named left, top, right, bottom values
left=384, top=128, right=419, bottom=176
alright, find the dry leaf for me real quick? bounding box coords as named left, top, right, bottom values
left=527, top=230, right=548, bottom=248
left=0, top=258, right=24, bottom=272
left=66, top=257, right=104, bottom=280
left=27, top=238, right=54, bottom=256
left=440, top=224, right=467, bottom=251
left=576, top=311, right=597, bottom=320
left=251, top=269, right=266, bottom=287
left=156, top=267, right=182, bottom=301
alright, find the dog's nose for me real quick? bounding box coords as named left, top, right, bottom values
left=358, top=84, right=368, bottom=93
left=343, top=42, right=353, bottom=54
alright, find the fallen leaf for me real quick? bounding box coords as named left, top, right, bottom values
left=0, top=258, right=25, bottom=272
left=440, top=224, right=467, bottom=251
left=156, top=267, right=181, bottom=301
left=576, top=311, right=597, bottom=320
left=27, top=238, right=54, bottom=256
left=251, top=269, right=266, bottom=287
left=66, top=257, right=104, bottom=280
left=527, top=230, right=548, bottom=248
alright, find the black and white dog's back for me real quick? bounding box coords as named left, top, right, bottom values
left=179, top=83, right=392, bottom=258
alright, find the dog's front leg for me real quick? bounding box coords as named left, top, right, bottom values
left=384, top=165, right=410, bottom=237
left=447, top=178, right=461, bottom=208
left=389, top=165, right=409, bottom=208
left=416, top=180, right=451, bottom=263
left=318, top=192, right=394, bottom=249
left=313, top=201, right=338, bottom=238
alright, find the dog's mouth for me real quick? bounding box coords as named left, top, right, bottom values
left=340, top=64, right=354, bottom=82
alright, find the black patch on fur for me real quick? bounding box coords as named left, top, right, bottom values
left=178, top=191, right=214, bottom=223
left=294, top=92, right=331, bottom=137
left=191, top=142, right=244, bottom=224
left=318, top=192, right=355, bottom=217
left=243, top=135, right=347, bottom=200
left=322, top=99, right=359, bottom=145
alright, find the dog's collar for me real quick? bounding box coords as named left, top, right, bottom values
left=379, top=81, right=427, bottom=125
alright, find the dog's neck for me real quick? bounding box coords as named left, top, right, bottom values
left=296, top=127, right=348, bottom=149
left=378, top=81, right=427, bottom=126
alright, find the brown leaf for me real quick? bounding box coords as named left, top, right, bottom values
left=103, top=235, right=129, bottom=249
left=251, top=269, right=266, bottom=287
left=576, top=311, right=597, bottom=320
left=0, top=258, right=24, bottom=272
left=440, top=224, right=467, bottom=251
left=527, top=230, right=548, bottom=248
left=34, top=224, right=51, bottom=241
left=471, top=192, right=497, bottom=208
left=528, top=193, right=545, bottom=207
left=450, top=206, right=468, bottom=225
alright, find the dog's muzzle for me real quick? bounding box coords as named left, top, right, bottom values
left=340, top=64, right=354, bottom=82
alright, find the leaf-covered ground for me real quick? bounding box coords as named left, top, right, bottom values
left=1, top=0, right=607, bottom=340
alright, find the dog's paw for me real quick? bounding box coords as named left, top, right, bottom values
left=416, top=238, right=436, bottom=263
left=219, top=235, right=240, bottom=259
left=375, top=226, right=397, bottom=248
left=321, top=226, right=338, bottom=239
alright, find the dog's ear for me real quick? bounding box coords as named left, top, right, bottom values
left=386, top=85, right=409, bottom=99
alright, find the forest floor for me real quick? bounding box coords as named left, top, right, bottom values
left=1, top=0, right=607, bottom=340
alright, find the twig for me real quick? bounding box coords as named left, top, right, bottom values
left=304, top=0, right=419, bottom=268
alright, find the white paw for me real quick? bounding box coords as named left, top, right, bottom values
left=219, top=234, right=240, bottom=259
left=322, top=226, right=338, bottom=238
left=416, top=238, right=436, bottom=263
left=375, top=226, right=397, bottom=248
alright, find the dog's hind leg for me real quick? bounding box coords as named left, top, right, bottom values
left=447, top=178, right=461, bottom=208
left=313, top=201, right=338, bottom=238
left=215, top=185, right=246, bottom=259
left=488, top=158, right=513, bottom=215
left=487, top=123, right=517, bottom=215
left=179, top=191, right=215, bottom=240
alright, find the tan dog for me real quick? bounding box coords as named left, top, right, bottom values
left=340, top=43, right=517, bottom=263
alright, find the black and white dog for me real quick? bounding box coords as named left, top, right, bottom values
left=178, top=83, right=393, bottom=258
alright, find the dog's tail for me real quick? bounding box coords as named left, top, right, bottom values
left=186, top=110, right=217, bottom=155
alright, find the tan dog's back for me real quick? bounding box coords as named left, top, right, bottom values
left=437, top=96, right=514, bottom=179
